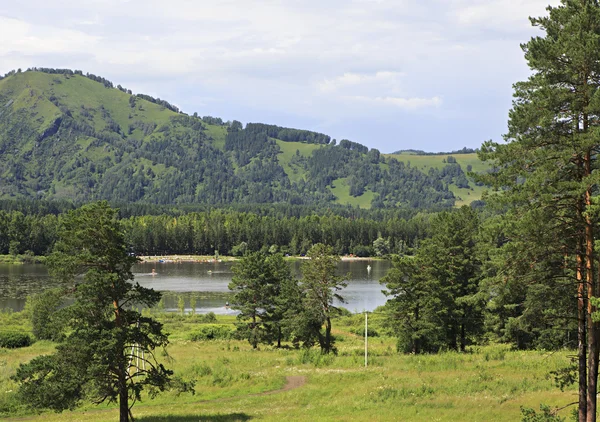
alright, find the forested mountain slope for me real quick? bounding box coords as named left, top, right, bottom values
left=0, top=69, right=485, bottom=209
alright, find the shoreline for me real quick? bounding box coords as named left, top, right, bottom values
left=137, top=254, right=384, bottom=263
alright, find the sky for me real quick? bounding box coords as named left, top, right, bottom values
left=0, top=0, right=560, bottom=153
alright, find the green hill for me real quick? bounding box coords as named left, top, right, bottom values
left=0, top=68, right=487, bottom=209
left=385, top=153, right=489, bottom=205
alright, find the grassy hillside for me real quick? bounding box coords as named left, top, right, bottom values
left=329, top=177, right=376, bottom=209
left=385, top=153, right=489, bottom=205
left=0, top=69, right=488, bottom=209
left=275, top=139, right=322, bottom=183
left=386, top=152, right=488, bottom=173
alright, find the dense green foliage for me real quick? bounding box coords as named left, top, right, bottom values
left=381, top=207, right=483, bottom=353
left=188, top=325, right=236, bottom=341
left=229, top=252, right=294, bottom=348
left=229, top=246, right=349, bottom=353
left=475, top=1, right=600, bottom=420
left=294, top=244, right=348, bottom=354
left=12, top=203, right=173, bottom=421
left=25, top=288, right=65, bottom=341
left=0, top=332, right=31, bottom=349
left=0, top=200, right=434, bottom=257
left=0, top=69, right=484, bottom=209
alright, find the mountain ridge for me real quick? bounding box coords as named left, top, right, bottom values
left=0, top=68, right=486, bottom=209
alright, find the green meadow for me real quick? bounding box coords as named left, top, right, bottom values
left=385, top=153, right=490, bottom=205
left=0, top=310, right=577, bottom=422
left=384, top=153, right=489, bottom=174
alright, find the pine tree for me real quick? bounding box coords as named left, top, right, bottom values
left=12, top=202, right=172, bottom=422
left=229, top=252, right=293, bottom=348
left=479, top=2, right=600, bottom=419
left=381, top=207, right=483, bottom=353
left=299, top=243, right=348, bottom=354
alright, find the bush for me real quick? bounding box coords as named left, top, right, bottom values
left=333, top=307, right=352, bottom=318
left=0, top=332, right=31, bottom=348
left=297, top=348, right=334, bottom=367
left=350, top=326, right=379, bottom=337
left=520, top=404, right=564, bottom=422
left=24, top=289, right=65, bottom=341
left=189, top=325, right=235, bottom=341
left=200, top=312, right=217, bottom=323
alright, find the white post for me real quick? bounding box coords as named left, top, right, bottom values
left=365, top=312, right=368, bottom=368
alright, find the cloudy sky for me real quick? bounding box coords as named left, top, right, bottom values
left=0, top=0, right=559, bottom=153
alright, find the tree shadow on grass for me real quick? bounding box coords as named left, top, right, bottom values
left=137, top=413, right=253, bottom=422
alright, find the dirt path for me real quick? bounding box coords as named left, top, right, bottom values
left=250, top=375, right=306, bottom=396
left=205, top=375, right=306, bottom=403
left=6, top=376, right=307, bottom=421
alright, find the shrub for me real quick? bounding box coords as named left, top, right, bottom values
left=520, top=404, right=564, bottom=422
left=24, top=289, right=65, bottom=341
left=334, top=307, right=352, bottom=317
left=0, top=332, right=31, bottom=348
left=200, top=312, right=217, bottom=323
left=189, top=325, right=235, bottom=341
left=297, top=348, right=334, bottom=367
left=350, top=326, right=379, bottom=337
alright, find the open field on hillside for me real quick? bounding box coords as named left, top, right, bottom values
left=448, top=184, right=488, bottom=207
left=275, top=140, right=322, bottom=184
left=329, top=177, right=375, bottom=209
left=205, top=124, right=228, bottom=150
left=0, top=310, right=577, bottom=422
left=385, top=153, right=489, bottom=174
left=385, top=153, right=490, bottom=206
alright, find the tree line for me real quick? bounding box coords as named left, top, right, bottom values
left=0, top=204, right=433, bottom=257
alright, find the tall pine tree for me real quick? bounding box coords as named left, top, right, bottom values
left=479, top=2, right=600, bottom=419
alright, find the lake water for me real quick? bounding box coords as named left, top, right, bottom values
left=0, top=260, right=392, bottom=314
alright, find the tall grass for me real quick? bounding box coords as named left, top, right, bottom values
left=0, top=309, right=578, bottom=421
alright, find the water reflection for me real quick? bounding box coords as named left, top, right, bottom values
left=0, top=260, right=392, bottom=313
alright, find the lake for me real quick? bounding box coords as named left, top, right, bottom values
left=0, top=260, right=392, bottom=314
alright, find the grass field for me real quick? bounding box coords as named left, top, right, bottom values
left=384, top=153, right=489, bottom=174
left=384, top=153, right=490, bottom=206
left=275, top=140, right=322, bottom=184
left=329, top=178, right=375, bottom=209
left=205, top=124, right=228, bottom=150
left=0, top=309, right=578, bottom=422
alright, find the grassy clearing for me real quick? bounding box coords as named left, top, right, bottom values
left=329, top=178, right=375, bottom=209
left=0, top=309, right=578, bottom=422
left=448, top=184, right=487, bottom=206
left=384, top=153, right=489, bottom=174
left=205, top=124, right=228, bottom=150
left=275, top=140, right=322, bottom=183
left=384, top=153, right=490, bottom=207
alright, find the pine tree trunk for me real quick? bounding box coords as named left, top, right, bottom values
left=252, top=313, right=257, bottom=349
left=120, top=376, right=129, bottom=422
left=585, top=151, right=598, bottom=422
left=460, top=323, right=466, bottom=353
left=114, top=297, right=129, bottom=422
left=277, top=325, right=281, bottom=348
left=449, top=325, right=457, bottom=351
left=414, top=305, right=420, bottom=354
left=578, top=251, right=587, bottom=422
left=325, top=317, right=332, bottom=354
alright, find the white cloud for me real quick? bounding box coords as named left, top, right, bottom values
left=346, top=95, right=443, bottom=110
left=0, top=16, right=99, bottom=55
left=318, top=71, right=404, bottom=93
left=0, top=0, right=564, bottom=151
left=453, top=0, right=552, bottom=30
